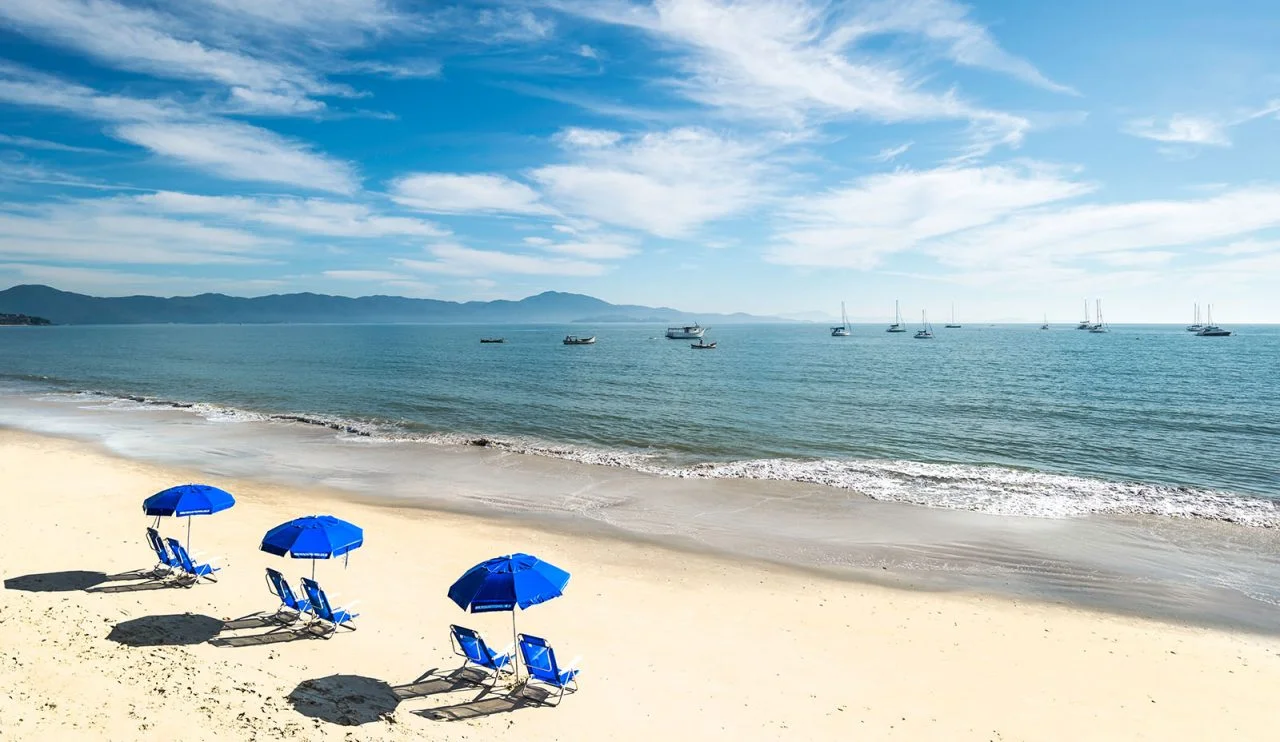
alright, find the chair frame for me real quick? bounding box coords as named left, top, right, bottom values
left=264, top=567, right=311, bottom=624
left=449, top=624, right=514, bottom=687
left=299, top=577, right=359, bottom=639
left=145, top=527, right=180, bottom=577
left=517, top=633, right=581, bottom=706
left=165, top=537, right=220, bottom=586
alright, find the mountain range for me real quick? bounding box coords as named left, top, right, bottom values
left=0, top=285, right=785, bottom=326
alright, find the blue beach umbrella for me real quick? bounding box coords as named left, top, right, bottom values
left=260, top=515, right=363, bottom=580
left=143, top=483, right=235, bottom=552
left=448, top=553, right=570, bottom=678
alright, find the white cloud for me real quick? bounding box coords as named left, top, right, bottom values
left=557, top=127, right=624, bottom=148
left=135, top=191, right=445, bottom=238
left=322, top=270, right=414, bottom=281
left=474, top=8, right=555, bottom=42
left=578, top=44, right=601, bottom=59
left=852, top=0, right=1076, bottom=94
left=538, top=238, right=638, bottom=259
left=1209, top=239, right=1280, bottom=256
left=389, top=173, right=549, bottom=215
left=558, top=0, right=1032, bottom=155
left=114, top=121, right=358, bottom=194
left=0, top=133, right=106, bottom=153
left=1124, top=115, right=1231, bottom=147
left=768, top=164, right=1095, bottom=268
left=342, top=58, right=443, bottom=80
left=870, top=142, right=912, bottom=162
left=532, top=127, right=765, bottom=237
left=397, top=244, right=607, bottom=276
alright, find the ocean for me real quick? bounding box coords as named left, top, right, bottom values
left=2, top=322, right=1278, bottom=629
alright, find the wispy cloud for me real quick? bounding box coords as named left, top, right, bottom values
left=389, top=173, right=550, bottom=215
left=1124, top=115, right=1231, bottom=147
left=397, top=243, right=607, bottom=276
left=0, top=133, right=108, bottom=154
left=870, top=142, right=912, bottom=162
left=134, top=191, right=445, bottom=238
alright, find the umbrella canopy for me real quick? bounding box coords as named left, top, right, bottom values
left=448, top=553, right=570, bottom=613
left=261, top=515, right=363, bottom=560
left=143, top=484, right=235, bottom=517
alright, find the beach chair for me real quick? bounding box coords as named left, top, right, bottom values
left=300, top=577, right=358, bottom=638
left=517, top=634, right=580, bottom=705
left=265, top=567, right=311, bottom=623
left=449, top=624, right=514, bottom=685
left=146, top=527, right=180, bottom=576
left=165, top=537, right=220, bottom=585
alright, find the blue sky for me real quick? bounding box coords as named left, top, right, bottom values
left=0, top=0, right=1278, bottom=322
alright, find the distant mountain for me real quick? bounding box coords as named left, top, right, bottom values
left=0, top=285, right=788, bottom=326
left=0, top=312, right=51, bottom=326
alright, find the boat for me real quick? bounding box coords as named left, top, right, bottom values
left=665, top=323, right=706, bottom=339
left=1040, top=314, right=1049, bottom=330
left=1186, top=303, right=1204, bottom=333
left=563, top=335, right=596, bottom=345
left=913, top=310, right=934, bottom=339
left=691, top=340, right=718, bottom=349
left=886, top=300, right=907, bottom=333
left=479, top=337, right=505, bottom=344
left=944, top=303, right=961, bottom=328
left=1196, top=305, right=1232, bottom=336
left=831, top=302, right=851, bottom=336
left=1089, top=300, right=1108, bottom=333
left=1076, top=299, right=1091, bottom=329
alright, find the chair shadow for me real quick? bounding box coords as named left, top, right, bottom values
left=414, top=685, right=553, bottom=722
left=392, top=667, right=491, bottom=700
left=289, top=675, right=400, bottom=726
left=220, top=613, right=281, bottom=631
left=107, top=613, right=224, bottom=646
left=209, top=628, right=312, bottom=648
left=4, top=570, right=108, bottom=592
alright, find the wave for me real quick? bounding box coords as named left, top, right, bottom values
left=25, top=387, right=1280, bottom=529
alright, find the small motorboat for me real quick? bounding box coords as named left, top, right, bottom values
left=691, top=340, right=717, bottom=349
left=480, top=338, right=505, bottom=343
left=563, top=335, right=596, bottom=345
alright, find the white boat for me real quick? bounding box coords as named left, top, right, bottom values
left=1076, top=299, right=1091, bottom=330
left=563, top=335, right=596, bottom=345
left=886, top=300, right=907, bottom=333
left=831, top=302, right=851, bottom=336
left=1186, top=303, right=1204, bottom=333
left=944, top=302, right=961, bottom=328
left=1040, top=313, right=1049, bottom=330
left=1089, top=300, right=1108, bottom=333
left=914, top=310, right=934, bottom=339
left=665, top=323, right=705, bottom=339
left=1196, top=305, right=1232, bottom=336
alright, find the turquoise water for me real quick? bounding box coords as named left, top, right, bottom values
left=1, top=322, right=1278, bottom=522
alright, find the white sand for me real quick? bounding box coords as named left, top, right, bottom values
left=1, top=429, right=1278, bottom=741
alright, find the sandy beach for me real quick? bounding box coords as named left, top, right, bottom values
left=1, top=428, right=1278, bottom=741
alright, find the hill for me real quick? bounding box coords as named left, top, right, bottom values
left=0, top=285, right=785, bottom=326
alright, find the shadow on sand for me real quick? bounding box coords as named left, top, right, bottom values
left=395, top=667, right=555, bottom=722
left=207, top=612, right=329, bottom=648
left=107, top=613, right=224, bottom=646
left=289, top=675, right=400, bottom=726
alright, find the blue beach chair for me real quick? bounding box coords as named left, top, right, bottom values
left=517, top=634, right=580, bottom=705
left=449, top=624, right=513, bottom=685
left=300, top=577, right=358, bottom=638
left=146, top=527, right=180, bottom=576
left=265, top=567, right=311, bottom=623
left=165, top=537, right=220, bottom=585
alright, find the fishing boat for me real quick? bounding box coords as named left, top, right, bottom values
left=1186, top=303, right=1204, bottom=333
left=914, top=310, right=934, bottom=339
left=691, top=339, right=718, bottom=349
left=831, top=302, right=851, bottom=336
left=886, top=300, right=907, bottom=333
left=1089, top=300, right=1108, bottom=333
left=665, top=323, right=705, bottom=339
left=563, top=335, right=596, bottom=345
left=1040, top=314, right=1049, bottom=330
left=1196, top=305, right=1232, bottom=336
left=479, top=337, right=505, bottom=344
left=1076, top=299, right=1091, bottom=329
left=944, top=303, right=961, bottom=328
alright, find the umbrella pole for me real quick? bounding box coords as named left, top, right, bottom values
left=511, top=611, right=520, bottom=684
left=311, top=559, right=316, bottom=581
left=186, top=516, right=192, bottom=551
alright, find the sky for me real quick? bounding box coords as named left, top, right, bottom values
left=0, top=0, right=1278, bottom=323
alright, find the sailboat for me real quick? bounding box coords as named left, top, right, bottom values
left=831, top=302, right=851, bottom=336
left=914, top=310, right=934, bottom=339
left=1075, top=299, right=1091, bottom=330
left=1186, top=303, right=1204, bottom=333
left=1196, top=305, right=1232, bottom=336
left=944, top=302, right=961, bottom=328
left=886, top=300, right=907, bottom=333
left=1040, top=313, right=1049, bottom=330
left=1089, top=300, right=1108, bottom=333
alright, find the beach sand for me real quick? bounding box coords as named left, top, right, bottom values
left=1, top=429, right=1278, bottom=741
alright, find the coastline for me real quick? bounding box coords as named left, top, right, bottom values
left=3, top=428, right=1280, bottom=741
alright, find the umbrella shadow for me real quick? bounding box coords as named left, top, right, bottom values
left=4, top=570, right=108, bottom=592
left=107, top=613, right=223, bottom=646
left=289, top=675, right=400, bottom=726
left=413, top=685, right=552, bottom=722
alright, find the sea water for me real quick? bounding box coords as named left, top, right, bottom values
left=1, top=323, right=1277, bottom=629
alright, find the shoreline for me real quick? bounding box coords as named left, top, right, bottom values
left=3, top=428, right=1280, bottom=740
